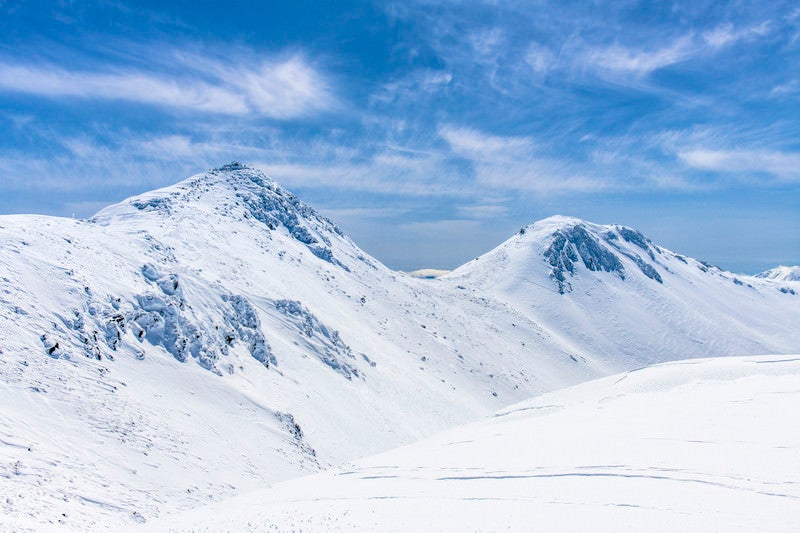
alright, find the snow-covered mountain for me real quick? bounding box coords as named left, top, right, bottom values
left=150, top=354, right=800, bottom=532
left=756, top=265, right=800, bottom=283
left=447, top=215, right=800, bottom=369
left=1, top=164, right=798, bottom=529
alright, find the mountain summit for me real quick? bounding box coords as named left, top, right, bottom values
left=756, top=265, right=800, bottom=283
left=93, top=162, right=353, bottom=271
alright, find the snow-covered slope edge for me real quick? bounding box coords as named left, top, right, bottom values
left=150, top=354, right=800, bottom=533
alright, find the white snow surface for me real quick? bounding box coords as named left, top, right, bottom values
left=1, top=165, right=798, bottom=529
left=756, top=265, right=800, bottom=282
left=446, top=215, right=800, bottom=367
left=148, top=354, right=800, bottom=532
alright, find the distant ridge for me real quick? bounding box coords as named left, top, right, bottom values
left=756, top=265, right=800, bottom=282
left=405, top=269, right=451, bottom=279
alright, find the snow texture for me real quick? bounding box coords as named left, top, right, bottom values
left=151, top=355, right=800, bottom=532
left=0, top=168, right=798, bottom=530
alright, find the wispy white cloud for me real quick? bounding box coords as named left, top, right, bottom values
left=580, top=21, right=772, bottom=79
left=370, top=68, right=452, bottom=106
left=400, top=218, right=483, bottom=234
left=256, top=155, right=461, bottom=196
left=679, top=148, right=800, bottom=182
left=439, top=126, right=535, bottom=160
left=456, top=203, right=508, bottom=219
left=524, top=43, right=556, bottom=74
left=0, top=54, right=334, bottom=118
left=319, top=207, right=411, bottom=220
left=440, top=125, right=609, bottom=193
left=770, top=80, right=799, bottom=97
left=468, top=27, right=506, bottom=64
left=702, top=21, right=771, bottom=48
left=585, top=36, right=697, bottom=77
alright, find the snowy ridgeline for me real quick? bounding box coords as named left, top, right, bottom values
left=1, top=165, right=799, bottom=530
left=148, top=355, right=800, bottom=533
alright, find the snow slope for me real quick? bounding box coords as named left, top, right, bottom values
left=446, top=216, right=800, bottom=369
left=1, top=164, right=798, bottom=529
left=152, top=354, right=800, bottom=532
left=0, top=165, right=591, bottom=529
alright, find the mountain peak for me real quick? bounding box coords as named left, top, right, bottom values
left=756, top=265, right=800, bottom=282
left=519, top=215, right=587, bottom=235
left=91, top=163, right=352, bottom=270
left=198, top=161, right=276, bottom=191
left=452, top=215, right=669, bottom=294
left=215, top=161, right=247, bottom=172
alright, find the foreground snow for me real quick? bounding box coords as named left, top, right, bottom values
left=153, top=355, right=800, bottom=532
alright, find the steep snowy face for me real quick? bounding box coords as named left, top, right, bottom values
left=450, top=215, right=699, bottom=294
left=447, top=215, right=800, bottom=367
left=93, top=162, right=355, bottom=272
left=510, top=216, right=672, bottom=293
left=55, top=164, right=388, bottom=377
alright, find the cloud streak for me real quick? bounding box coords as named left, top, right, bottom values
left=578, top=21, right=772, bottom=80
left=679, top=148, right=800, bottom=182
left=440, top=126, right=611, bottom=194
left=0, top=54, right=334, bottom=118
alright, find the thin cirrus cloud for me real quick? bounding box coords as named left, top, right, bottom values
left=439, top=125, right=610, bottom=193
left=580, top=21, right=772, bottom=79
left=0, top=54, right=334, bottom=119
left=679, top=148, right=800, bottom=182
left=257, top=156, right=462, bottom=197
left=525, top=43, right=556, bottom=74
left=585, top=36, right=697, bottom=77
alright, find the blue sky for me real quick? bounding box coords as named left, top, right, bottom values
left=1, top=0, right=798, bottom=272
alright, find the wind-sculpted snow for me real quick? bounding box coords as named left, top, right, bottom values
left=632, top=256, right=662, bottom=283
left=130, top=288, right=275, bottom=373
left=38, top=263, right=276, bottom=374
left=130, top=196, right=173, bottom=215
left=273, top=299, right=359, bottom=379
left=275, top=411, right=319, bottom=462
left=542, top=223, right=668, bottom=292
left=221, top=294, right=275, bottom=368
left=544, top=224, right=625, bottom=293
left=604, top=232, right=663, bottom=283
left=617, top=226, right=656, bottom=259
left=220, top=166, right=349, bottom=271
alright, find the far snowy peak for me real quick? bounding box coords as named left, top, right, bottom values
left=450, top=214, right=799, bottom=300
left=535, top=219, right=663, bottom=293
left=756, top=265, right=800, bottom=282
left=453, top=215, right=668, bottom=294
